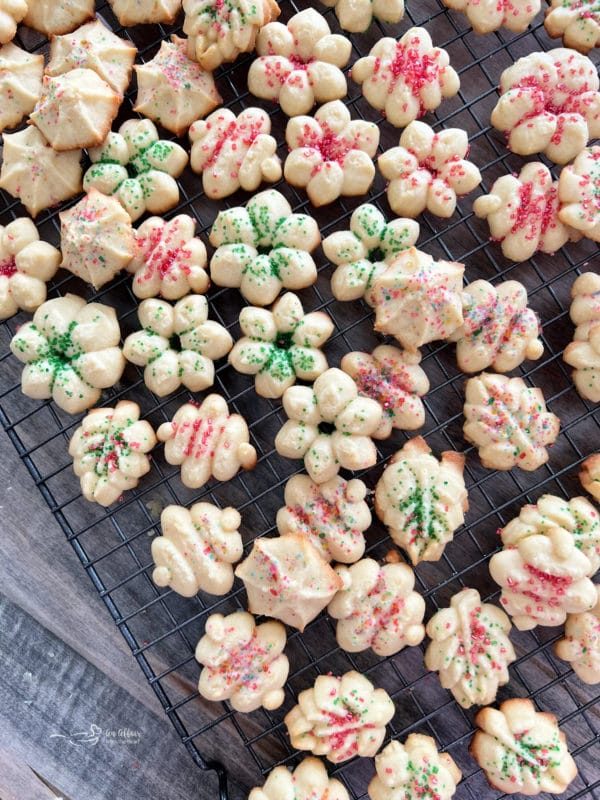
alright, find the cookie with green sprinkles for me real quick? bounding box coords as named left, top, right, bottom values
left=563, top=272, right=600, bottom=402
left=555, top=584, right=600, bottom=684
left=470, top=698, right=577, bottom=794
left=368, top=734, right=461, bottom=800
left=545, top=0, right=600, bottom=53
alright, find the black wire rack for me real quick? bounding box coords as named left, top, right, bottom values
left=1, top=1, right=599, bottom=798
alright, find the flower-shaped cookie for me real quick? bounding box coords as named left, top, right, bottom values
left=0, top=0, right=27, bottom=44
left=109, top=0, right=181, bottom=25
left=127, top=215, right=209, bottom=301
left=580, top=453, right=600, bottom=502
left=46, top=19, right=136, bottom=95
left=195, top=611, right=288, bottom=712
left=370, top=247, right=465, bottom=351
left=30, top=69, right=121, bottom=152
left=134, top=36, right=221, bottom=137
left=235, top=534, right=343, bottom=631
left=284, top=100, right=379, bottom=207
left=558, top=146, right=600, bottom=241
left=275, top=368, right=383, bottom=484
left=0, top=42, right=43, bottom=132
left=324, top=204, right=420, bottom=304
left=341, top=345, right=429, bottom=438
left=375, top=436, right=468, bottom=565
left=379, top=121, right=482, bottom=219
left=248, top=8, right=351, bottom=116
left=0, top=217, right=61, bottom=320
left=489, top=527, right=597, bottom=629
left=10, top=294, right=125, bottom=414
left=369, top=735, right=462, bottom=800
left=328, top=558, right=426, bottom=656
left=189, top=107, right=281, bottom=199
left=0, top=126, right=82, bottom=217
left=500, top=493, right=600, bottom=574
left=555, top=585, right=600, bottom=684
left=123, top=296, right=232, bottom=397
left=59, top=189, right=135, bottom=289
left=229, top=292, right=334, bottom=398
left=449, top=279, right=544, bottom=373
left=209, top=189, right=320, bottom=306
left=23, top=0, right=94, bottom=35
left=351, top=29, right=460, bottom=129
left=443, top=0, right=540, bottom=33
left=425, top=588, right=516, bottom=708
left=249, top=757, right=350, bottom=800
left=470, top=699, right=578, bottom=795
left=183, top=0, right=280, bottom=70
left=68, top=401, right=156, bottom=506
left=463, top=373, right=560, bottom=471
left=473, top=162, right=578, bottom=262
left=563, top=272, right=600, bottom=401
left=320, top=0, right=405, bottom=33
left=83, top=119, right=188, bottom=222
left=490, top=49, right=600, bottom=164
left=276, top=474, right=371, bottom=563
left=156, top=396, right=257, bottom=489
left=545, top=0, right=600, bottom=53
left=152, top=503, right=242, bottom=596
left=284, top=670, right=395, bottom=763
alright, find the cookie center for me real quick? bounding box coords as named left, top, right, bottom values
left=318, top=421, right=336, bottom=435
left=90, top=430, right=129, bottom=476
left=48, top=320, right=78, bottom=360
left=275, top=331, right=294, bottom=350
left=0, top=255, right=17, bottom=278
left=367, top=246, right=385, bottom=262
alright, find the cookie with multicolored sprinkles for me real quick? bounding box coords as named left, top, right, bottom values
left=374, top=436, right=468, bottom=565
left=563, top=272, right=600, bottom=401
left=558, top=146, right=600, bottom=241
left=425, top=588, right=515, bottom=708
left=284, top=670, right=394, bottom=763
left=0, top=42, right=43, bottom=132
left=555, top=584, right=600, bottom=684
left=545, top=0, right=600, bottom=52
left=195, top=611, right=288, bottom=712
left=328, top=557, right=426, bottom=656
left=134, top=36, right=221, bottom=137
left=368, top=734, right=461, bottom=800
left=23, top=0, right=94, bottom=35
left=470, top=698, right=578, bottom=794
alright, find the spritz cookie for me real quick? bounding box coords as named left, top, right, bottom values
left=375, top=436, right=468, bottom=565
left=189, top=107, right=281, bottom=199
left=563, top=272, right=600, bottom=401
left=156, top=396, right=257, bottom=489
left=425, top=588, right=516, bottom=708
left=276, top=474, right=371, bottom=564
left=109, top=0, right=181, bottom=25
left=127, top=215, right=209, bottom=301
left=248, top=8, right=351, bottom=116
left=369, top=735, right=461, bottom=800
left=328, top=558, right=426, bottom=656
left=558, top=146, right=600, bottom=241
left=370, top=247, right=465, bottom=351
left=69, top=401, right=156, bottom=506
left=196, top=611, right=288, bottom=712
left=183, top=0, right=280, bottom=71
left=134, top=36, right=221, bottom=137
left=463, top=373, right=560, bottom=471
left=0, top=217, right=60, bottom=320
left=209, top=189, right=320, bottom=305
left=473, top=162, right=579, bottom=262
left=545, top=0, right=600, bottom=53
left=284, top=670, right=394, bottom=763
left=275, top=367, right=383, bottom=484
left=0, top=0, right=27, bottom=44
left=324, top=204, right=420, bottom=305
left=443, top=0, right=540, bottom=33
left=228, top=292, right=333, bottom=399
left=351, top=28, right=460, bottom=128
left=449, top=279, right=544, bottom=373
left=378, top=121, right=481, bottom=219
left=10, top=293, right=125, bottom=414
left=470, top=698, right=578, bottom=794
left=320, top=0, right=405, bottom=33
left=0, top=42, right=43, bottom=132
left=341, top=346, right=429, bottom=438
left=123, top=295, right=232, bottom=397
left=555, top=585, right=600, bottom=684
left=235, top=534, right=343, bottom=631
left=284, top=100, right=379, bottom=206
left=490, top=49, right=600, bottom=164
left=152, top=504, right=242, bottom=596
left=23, top=0, right=93, bottom=35
left=580, top=453, right=600, bottom=502
left=249, top=757, right=350, bottom=800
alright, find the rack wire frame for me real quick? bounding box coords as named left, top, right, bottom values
left=1, top=1, right=599, bottom=798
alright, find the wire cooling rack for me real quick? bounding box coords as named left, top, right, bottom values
left=1, top=1, right=600, bottom=798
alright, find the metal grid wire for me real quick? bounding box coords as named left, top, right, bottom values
left=1, top=1, right=599, bottom=798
